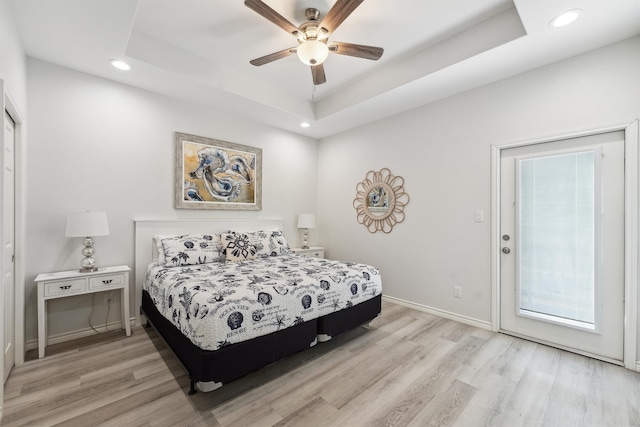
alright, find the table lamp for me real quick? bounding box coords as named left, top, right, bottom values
left=65, top=211, right=109, bottom=272
left=297, top=214, right=316, bottom=249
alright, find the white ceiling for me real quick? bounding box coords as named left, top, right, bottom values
left=9, top=0, right=640, bottom=139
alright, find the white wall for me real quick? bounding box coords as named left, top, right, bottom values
left=24, top=59, right=318, bottom=342
left=0, top=0, right=27, bottom=109
left=318, top=37, right=640, bottom=344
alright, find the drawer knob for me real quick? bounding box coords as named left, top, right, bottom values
left=60, top=285, right=72, bottom=290
left=102, top=279, right=113, bottom=284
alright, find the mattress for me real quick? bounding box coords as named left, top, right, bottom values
left=143, top=254, right=382, bottom=350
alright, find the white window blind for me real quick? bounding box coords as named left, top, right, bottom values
left=518, top=151, right=596, bottom=325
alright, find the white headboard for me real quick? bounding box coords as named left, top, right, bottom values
left=134, top=218, right=284, bottom=326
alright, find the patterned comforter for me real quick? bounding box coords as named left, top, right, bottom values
left=144, top=254, right=382, bottom=350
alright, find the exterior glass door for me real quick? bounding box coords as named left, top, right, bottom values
left=500, top=131, right=624, bottom=362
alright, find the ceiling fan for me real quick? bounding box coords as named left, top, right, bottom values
left=244, top=0, right=384, bottom=85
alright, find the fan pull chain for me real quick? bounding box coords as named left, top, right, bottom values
left=311, top=82, right=316, bottom=100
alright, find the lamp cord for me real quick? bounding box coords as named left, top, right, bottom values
left=88, top=294, right=100, bottom=333
left=105, top=300, right=111, bottom=332
left=88, top=294, right=111, bottom=333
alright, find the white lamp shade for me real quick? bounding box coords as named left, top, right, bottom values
left=297, top=40, right=329, bottom=66
left=65, top=211, right=110, bottom=237
left=297, top=214, right=316, bottom=229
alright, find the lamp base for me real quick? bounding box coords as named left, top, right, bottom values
left=79, top=236, right=98, bottom=273
left=301, top=228, right=309, bottom=249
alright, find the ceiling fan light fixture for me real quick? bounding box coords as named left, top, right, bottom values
left=297, top=40, right=329, bottom=66
left=245, top=0, right=383, bottom=84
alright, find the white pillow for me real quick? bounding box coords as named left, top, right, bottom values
left=154, top=235, right=169, bottom=262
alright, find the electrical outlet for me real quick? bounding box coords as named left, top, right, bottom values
left=453, top=286, right=462, bottom=298
left=104, top=292, right=114, bottom=305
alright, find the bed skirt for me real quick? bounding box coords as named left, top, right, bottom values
left=142, top=290, right=382, bottom=389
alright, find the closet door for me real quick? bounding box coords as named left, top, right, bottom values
left=4, top=110, right=16, bottom=382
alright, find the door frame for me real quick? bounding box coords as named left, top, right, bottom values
left=491, top=120, right=639, bottom=370
left=1, top=81, right=26, bottom=375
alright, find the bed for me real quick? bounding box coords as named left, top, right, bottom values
left=134, top=219, right=382, bottom=394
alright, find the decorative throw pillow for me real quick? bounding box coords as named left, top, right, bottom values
left=222, top=233, right=258, bottom=262
left=161, top=234, right=223, bottom=266
left=227, top=230, right=291, bottom=258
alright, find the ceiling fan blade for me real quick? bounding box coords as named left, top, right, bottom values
left=250, top=48, right=296, bottom=66
left=319, top=0, right=364, bottom=33
left=244, top=0, right=299, bottom=35
left=329, top=42, right=383, bottom=60
left=311, top=64, right=326, bottom=85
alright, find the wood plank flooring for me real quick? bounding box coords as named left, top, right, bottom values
left=2, top=300, right=640, bottom=426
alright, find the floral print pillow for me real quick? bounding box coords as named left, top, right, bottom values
left=227, top=230, right=291, bottom=258
left=222, top=233, right=258, bottom=262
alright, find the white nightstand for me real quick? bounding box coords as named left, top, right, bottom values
left=35, top=265, right=131, bottom=358
left=291, top=247, right=325, bottom=258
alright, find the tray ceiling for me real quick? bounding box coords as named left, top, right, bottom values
left=10, top=0, right=640, bottom=138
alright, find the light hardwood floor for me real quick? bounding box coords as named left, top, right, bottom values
left=2, top=300, right=640, bottom=426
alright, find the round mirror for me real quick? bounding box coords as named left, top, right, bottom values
left=353, top=168, right=409, bottom=233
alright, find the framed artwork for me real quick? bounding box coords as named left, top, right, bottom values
left=175, top=132, right=262, bottom=210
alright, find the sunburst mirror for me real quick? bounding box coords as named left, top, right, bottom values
left=353, top=168, right=409, bottom=233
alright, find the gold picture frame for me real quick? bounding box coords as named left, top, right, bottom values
left=175, top=132, right=262, bottom=210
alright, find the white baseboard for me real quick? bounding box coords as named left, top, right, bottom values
left=26, top=318, right=134, bottom=351
left=382, top=294, right=492, bottom=331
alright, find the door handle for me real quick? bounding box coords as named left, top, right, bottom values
left=502, top=247, right=511, bottom=254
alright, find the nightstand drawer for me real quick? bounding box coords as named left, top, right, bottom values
left=44, top=279, right=86, bottom=297
left=303, top=250, right=324, bottom=258
left=89, top=273, right=125, bottom=290
left=291, top=247, right=325, bottom=259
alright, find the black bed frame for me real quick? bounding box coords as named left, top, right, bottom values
left=141, top=290, right=382, bottom=394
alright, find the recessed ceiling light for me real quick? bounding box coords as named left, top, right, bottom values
left=550, top=9, right=582, bottom=28
left=110, top=59, right=131, bottom=71
left=300, top=122, right=311, bottom=128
